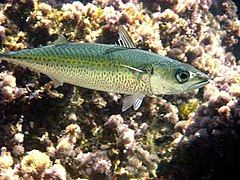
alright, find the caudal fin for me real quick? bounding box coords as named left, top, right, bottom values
left=0, top=52, right=8, bottom=63
left=0, top=53, right=4, bottom=63
left=0, top=53, right=3, bottom=63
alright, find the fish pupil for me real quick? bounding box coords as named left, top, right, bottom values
left=180, top=72, right=188, bottom=80
left=175, top=69, right=190, bottom=83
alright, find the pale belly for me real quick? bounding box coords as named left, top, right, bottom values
left=48, top=64, right=152, bottom=95
left=20, top=61, right=152, bottom=95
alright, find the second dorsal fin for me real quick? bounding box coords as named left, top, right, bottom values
left=117, top=26, right=136, bottom=48
left=51, top=35, right=69, bottom=46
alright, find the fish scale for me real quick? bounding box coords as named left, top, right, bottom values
left=1, top=43, right=153, bottom=95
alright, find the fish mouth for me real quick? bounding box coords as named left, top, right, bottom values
left=192, top=72, right=211, bottom=88
left=198, top=78, right=211, bottom=87
left=189, top=78, right=211, bottom=90
left=163, top=78, right=211, bottom=95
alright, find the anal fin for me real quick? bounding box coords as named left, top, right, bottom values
left=49, top=76, right=63, bottom=88
left=122, top=94, right=144, bottom=112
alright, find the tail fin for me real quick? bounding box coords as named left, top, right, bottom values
left=0, top=52, right=4, bottom=63
left=0, top=53, right=3, bottom=63
left=0, top=52, right=7, bottom=63
left=0, top=50, right=7, bottom=63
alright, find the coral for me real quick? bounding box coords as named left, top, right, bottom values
left=0, top=1, right=29, bottom=51
left=0, top=148, right=13, bottom=171
left=21, top=150, right=51, bottom=174
left=44, top=162, right=67, bottom=179
left=29, top=2, right=61, bottom=34
left=0, top=25, right=5, bottom=38
left=55, top=124, right=81, bottom=157
left=179, top=98, right=200, bottom=120
left=75, top=151, right=112, bottom=176
left=2, top=31, right=27, bottom=51
left=0, top=0, right=240, bottom=179
left=0, top=148, right=67, bottom=179
left=0, top=72, right=28, bottom=101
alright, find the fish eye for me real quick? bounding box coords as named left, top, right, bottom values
left=175, top=69, right=190, bottom=83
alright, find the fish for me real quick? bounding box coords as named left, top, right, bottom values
left=0, top=26, right=210, bottom=111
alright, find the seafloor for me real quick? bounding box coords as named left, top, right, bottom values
left=0, top=0, right=240, bottom=179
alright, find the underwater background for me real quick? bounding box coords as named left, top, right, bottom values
left=0, top=0, right=240, bottom=179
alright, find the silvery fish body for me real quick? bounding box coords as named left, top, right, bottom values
left=0, top=27, right=210, bottom=111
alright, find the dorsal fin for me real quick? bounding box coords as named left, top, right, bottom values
left=51, top=35, right=68, bottom=46
left=117, top=26, right=136, bottom=48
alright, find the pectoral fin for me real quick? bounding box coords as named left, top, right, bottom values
left=120, top=64, right=145, bottom=73
left=120, top=64, right=152, bottom=84
left=122, top=94, right=144, bottom=112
